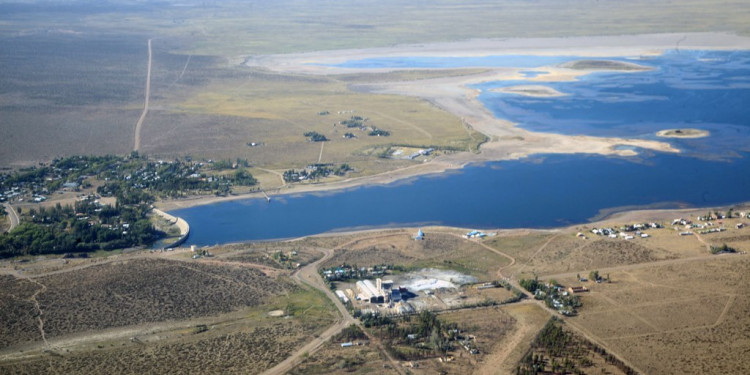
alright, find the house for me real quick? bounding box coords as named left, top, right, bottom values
left=415, top=229, right=425, bottom=240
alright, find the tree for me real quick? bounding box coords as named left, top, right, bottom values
left=589, top=270, right=600, bottom=281
left=429, top=328, right=444, bottom=357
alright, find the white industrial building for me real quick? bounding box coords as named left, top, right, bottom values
left=335, top=290, right=350, bottom=304
left=356, top=279, right=386, bottom=303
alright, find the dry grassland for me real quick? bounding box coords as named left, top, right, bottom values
left=563, top=256, right=750, bottom=375
left=322, top=229, right=512, bottom=279
left=487, top=224, right=727, bottom=279
left=157, top=73, right=481, bottom=171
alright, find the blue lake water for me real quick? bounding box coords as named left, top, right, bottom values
left=474, top=50, right=750, bottom=159
left=173, top=50, right=750, bottom=245
left=173, top=152, right=750, bottom=245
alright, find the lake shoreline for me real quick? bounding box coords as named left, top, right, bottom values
left=159, top=33, right=750, bottom=220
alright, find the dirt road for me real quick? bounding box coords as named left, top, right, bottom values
left=262, top=242, right=405, bottom=375
left=133, top=38, right=152, bottom=152
left=3, top=203, right=19, bottom=232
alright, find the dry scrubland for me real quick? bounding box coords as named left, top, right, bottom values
left=0, top=255, right=337, bottom=374
left=0, top=258, right=297, bottom=347
left=3, top=321, right=317, bottom=375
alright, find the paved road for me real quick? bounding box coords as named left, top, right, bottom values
left=133, top=38, right=152, bottom=151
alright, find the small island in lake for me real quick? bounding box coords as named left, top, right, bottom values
left=490, top=85, right=566, bottom=97
left=656, top=128, right=710, bottom=138
left=561, top=59, right=651, bottom=71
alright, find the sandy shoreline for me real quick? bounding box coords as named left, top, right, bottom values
left=159, top=33, right=750, bottom=212
left=245, top=32, right=750, bottom=74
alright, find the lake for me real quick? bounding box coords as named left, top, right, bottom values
left=171, top=50, right=750, bottom=245
left=172, top=152, right=750, bottom=245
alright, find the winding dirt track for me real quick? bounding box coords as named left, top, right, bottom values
left=133, top=38, right=152, bottom=152
left=3, top=203, right=19, bottom=232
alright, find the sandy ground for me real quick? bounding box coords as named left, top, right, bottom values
left=159, top=33, right=750, bottom=211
